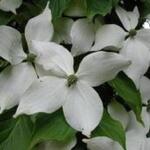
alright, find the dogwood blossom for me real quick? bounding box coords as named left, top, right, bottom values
left=14, top=40, right=130, bottom=136
left=92, top=6, right=150, bottom=88
left=84, top=77, right=150, bottom=150
left=84, top=108, right=150, bottom=150
left=0, top=3, right=53, bottom=113
left=0, top=0, right=22, bottom=14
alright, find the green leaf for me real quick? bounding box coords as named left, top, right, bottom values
left=33, top=0, right=72, bottom=20
left=141, top=0, right=150, bottom=17
left=112, top=0, right=119, bottom=6
left=109, top=73, right=142, bottom=123
left=92, top=110, right=126, bottom=150
left=0, top=116, right=33, bottom=150
left=30, top=110, right=76, bottom=149
left=49, top=0, right=71, bottom=20
left=0, top=10, right=14, bottom=25
left=86, top=0, right=115, bottom=18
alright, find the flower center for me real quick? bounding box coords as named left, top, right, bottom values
left=129, top=29, right=137, bottom=37
left=26, top=53, right=36, bottom=63
left=67, top=74, right=78, bottom=87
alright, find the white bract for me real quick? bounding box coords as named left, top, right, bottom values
left=84, top=77, right=150, bottom=150
left=0, top=0, right=22, bottom=14
left=70, top=18, right=103, bottom=56
left=92, top=6, right=150, bottom=88
left=84, top=108, right=150, bottom=150
left=140, top=76, right=150, bottom=104
left=14, top=40, right=130, bottom=136
left=0, top=3, right=54, bottom=113
left=83, top=136, right=122, bottom=150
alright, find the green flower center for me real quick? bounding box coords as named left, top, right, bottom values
left=26, top=53, right=36, bottom=62
left=67, top=74, right=78, bottom=87
left=129, top=29, right=137, bottom=37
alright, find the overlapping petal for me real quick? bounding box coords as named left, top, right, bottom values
left=120, top=39, right=150, bottom=88
left=0, top=26, right=26, bottom=65
left=116, top=6, right=139, bottom=31
left=71, top=19, right=95, bottom=56
left=31, top=41, right=74, bottom=77
left=125, top=131, right=149, bottom=150
left=136, top=29, right=150, bottom=49
left=14, top=76, right=67, bottom=117
left=25, top=3, right=53, bottom=46
left=0, top=0, right=22, bottom=14
left=84, top=137, right=122, bottom=150
left=76, top=51, right=130, bottom=87
left=63, top=81, right=103, bottom=136
left=140, top=76, right=150, bottom=103
left=92, top=24, right=127, bottom=51
left=0, top=63, right=36, bottom=113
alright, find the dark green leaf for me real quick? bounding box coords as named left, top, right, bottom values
left=30, top=110, right=76, bottom=148
left=0, top=116, right=33, bottom=150
left=92, top=110, right=126, bottom=150
left=86, top=0, right=115, bottom=17
left=109, top=73, right=142, bottom=123
left=49, top=0, right=71, bottom=20
left=0, top=10, right=14, bottom=25
left=141, top=0, right=150, bottom=17
left=112, top=0, right=120, bottom=6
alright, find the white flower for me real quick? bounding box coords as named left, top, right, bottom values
left=0, top=0, right=22, bottom=14
left=83, top=79, right=150, bottom=150
left=14, top=41, right=130, bottom=136
left=70, top=18, right=95, bottom=56
left=53, top=17, right=102, bottom=56
left=140, top=76, right=150, bottom=104
left=70, top=17, right=103, bottom=56
left=124, top=109, right=150, bottom=150
left=92, top=6, right=150, bottom=88
left=0, top=3, right=53, bottom=113
left=84, top=108, right=150, bottom=150
left=83, top=136, right=122, bottom=150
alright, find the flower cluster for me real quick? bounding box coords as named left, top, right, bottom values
left=0, top=0, right=150, bottom=150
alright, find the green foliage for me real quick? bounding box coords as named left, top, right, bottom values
left=141, top=0, right=150, bottom=17
left=0, top=110, right=76, bottom=150
left=49, top=0, right=72, bottom=20
left=0, top=116, right=33, bottom=150
left=33, top=0, right=119, bottom=20
left=92, top=110, right=126, bottom=150
left=109, top=73, right=142, bottom=123
left=86, top=0, right=119, bottom=18
left=0, top=10, right=14, bottom=25
left=30, top=110, right=76, bottom=149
